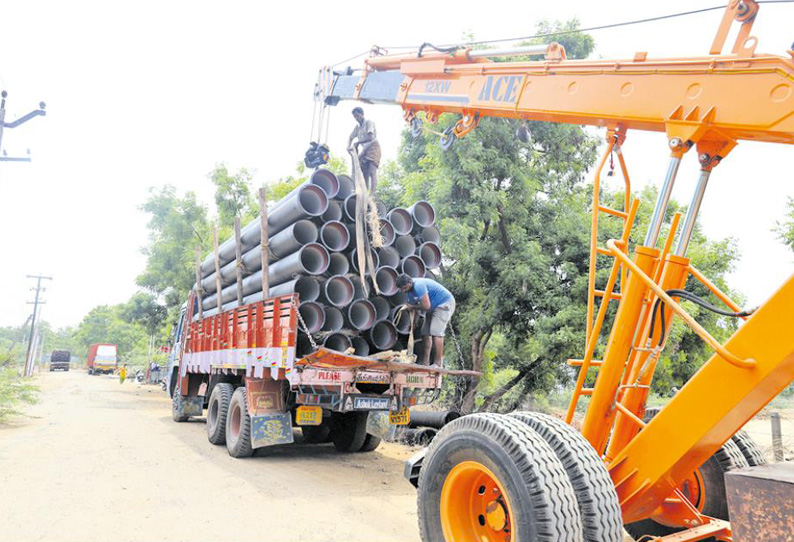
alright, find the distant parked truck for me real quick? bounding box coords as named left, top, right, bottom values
left=50, top=350, right=71, bottom=372
left=87, top=343, right=118, bottom=375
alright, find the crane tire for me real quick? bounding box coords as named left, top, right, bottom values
left=225, top=387, right=254, bottom=458
left=332, top=412, right=368, bottom=453
left=359, top=433, right=382, bottom=452
left=510, top=412, right=623, bottom=542
left=417, top=413, right=583, bottom=542
left=206, top=383, right=233, bottom=445
left=625, top=433, right=748, bottom=540
left=731, top=430, right=766, bottom=466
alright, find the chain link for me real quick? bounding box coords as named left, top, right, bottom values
left=296, top=307, right=319, bottom=351
left=448, top=323, right=466, bottom=366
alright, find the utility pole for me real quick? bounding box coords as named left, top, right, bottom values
left=24, top=274, right=52, bottom=376
left=0, top=90, right=47, bottom=163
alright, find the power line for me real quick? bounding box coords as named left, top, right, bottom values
left=372, top=1, right=794, bottom=52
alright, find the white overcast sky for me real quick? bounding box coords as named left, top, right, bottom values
left=1, top=0, right=793, bottom=329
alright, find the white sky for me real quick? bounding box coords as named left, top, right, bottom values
left=1, top=0, right=793, bottom=329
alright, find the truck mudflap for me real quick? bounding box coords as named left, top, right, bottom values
left=404, top=448, right=427, bottom=489
left=174, top=395, right=203, bottom=418
left=251, top=412, right=294, bottom=448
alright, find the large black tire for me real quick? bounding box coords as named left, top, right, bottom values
left=732, top=430, right=766, bottom=466
left=302, top=423, right=332, bottom=444
left=171, top=393, right=189, bottom=422
left=332, top=412, right=368, bottom=453
left=225, top=387, right=254, bottom=458
left=417, top=413, right=584, bottom=542
left=206, top=383, right=233, bottom=445
left=511, top=412, right=623, bottom=542
left=359, top=433, right=382, bottom=452
left=625, top=419, right=749, bottom=540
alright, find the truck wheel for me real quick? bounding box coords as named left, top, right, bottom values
left=732, top=430, right=766, bottom=466
left=510, top=412, right=623, bottom=542
left=417, top=413, right=583, bottom=542
left=225, top=387, right=254, bottom=458
left=359, top=433, right=382, bottom=452
left=206, top=383, right=233, bottom=445
left=332, top=412, right=368, bottom=453
left=172, top=394, right=190, bottom=422
left=624, top=438, right=749, bottom=540
left=302, top=423, right=332, bottom=444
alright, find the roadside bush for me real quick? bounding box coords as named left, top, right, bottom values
left=0, top=368, right=39, bottom=422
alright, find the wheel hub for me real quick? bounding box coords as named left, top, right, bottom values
left=485, top=499, right=507, bottom=531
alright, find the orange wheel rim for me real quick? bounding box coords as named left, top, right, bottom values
left=440, top=461, right=515, bottom=542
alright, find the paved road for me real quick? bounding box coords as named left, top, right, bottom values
left=0, top=370, right=422, bottom=542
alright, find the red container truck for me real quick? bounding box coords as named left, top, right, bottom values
left=87, top=343, right=118, bottom=375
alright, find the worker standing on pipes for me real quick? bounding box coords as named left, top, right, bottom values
left=347, top=107, right=381, bottom=194
left=397, top=274, right=456, bottom=368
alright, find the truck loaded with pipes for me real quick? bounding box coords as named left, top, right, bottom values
left=170, top=168, right=472, bottom=456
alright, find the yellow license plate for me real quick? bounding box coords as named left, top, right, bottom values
left=389, top=406, right=410, bottom=426
left=296, top=405, right=323, bottom=426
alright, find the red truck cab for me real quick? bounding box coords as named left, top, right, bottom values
left=87, top=343, right=118, bottom=375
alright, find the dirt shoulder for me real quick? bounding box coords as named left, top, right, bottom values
left=0, top=371, right=422, bottom=542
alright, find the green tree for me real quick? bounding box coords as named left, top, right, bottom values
left=774, top=196, right=794, bottom=251
left=136, top=186, right=211, bottom=314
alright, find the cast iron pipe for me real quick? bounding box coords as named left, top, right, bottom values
left=368, top=320, right=398, bottom=350
left=323, top=333, right=352, bottom=353
left=408, top=201, right=435, bottom=229
left=299, top=301, right=326, bottom=334
left=346, top=299, right=377, bottom=331
left=391, top=307, right=411, bottom=334
left=379, top=218, right=395, bottom=247
left=320, top=200, right=343, bottom=222
left=408, top=409, right=462, bottom=429
left=319, top=220, right=349, bottom=252
left=321, top=306, right=344, bottom=332
left=400, top=255, right=426, bottom=278
left=352, top=336, right=370, bottom=357
left=318, top=275, right=355, bottom=308
left=349, top=247, right=379, bottom=273
left=387, top=208, right=413, bottom=235
left=394, top=235, right=416, bottom=258
left=416, top=225, right=440, bottom=245
left=401, top=427, right=437, bottom=446
left=375, top=266, right=398, bottom=296
left=377, top=246, right=400, bottom=269
left=335, top=174, right=354, bottom=201
left=416, top=242, right=442, bottom=270
left=326, top=252, right=350, bottom=277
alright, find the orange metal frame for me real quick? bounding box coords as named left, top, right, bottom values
left=336, top=2, right=794, bottom=540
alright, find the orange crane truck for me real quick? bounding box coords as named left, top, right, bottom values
left=316, top=1, right=794, bottom=540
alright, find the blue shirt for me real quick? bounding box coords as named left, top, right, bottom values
left=407, top=278, right=453, bottom=310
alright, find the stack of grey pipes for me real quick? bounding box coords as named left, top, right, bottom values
left=195, top=169, right=443, bottom=357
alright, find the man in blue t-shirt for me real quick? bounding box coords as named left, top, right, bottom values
left=396, top=274, right=456, bottom=367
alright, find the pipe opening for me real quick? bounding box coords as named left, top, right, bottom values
left=343, top=194, right=358, bottom=222
left=352, top=336, right=370, bottom=357
left=369, top=321, right=398, bottom=350
left=375, top=266, right=398, bottom=296
left=347, top=299, right=376, bottom=331
left=300, top=244, right=330, bottom=275
left=297, top=184, right=330, bottom=217
left=370, top=296, right=391, bottom=322
left=292, top=276, right=321, bottom=302
left=409, top=201, right=435, bottom=228
left=321, top=307, right=344, bottom=333
left=350, top=248, right=379, bottom=273
left=389, top=291, right=408, bottom=307
left=419, top=226, right=440, bottom=244
left=324, top=333, right=352, bottom=353
left=387, top=208, right=413, bottom=235
left=320, top=221, right=350, bottom=252
left=417, top=242, right=442, bottom=269
left=321, top=200, right=343, bottom=222
left=394, top=235, right=416, bottom=258
left=335, top=174, right=355, bottom=201
left=401, top=255, right=426, bottom=278
left=379, top=219, right=395, bottom=247
left=310, top=169, right=340, bottom=199
left=392, top=307, right=411, bottom=334
left=327, top=253, right=350, bottom=276
left=292, top=220, right=320, bottom=245
left=323, top=275, right=355, bottom=308
left=299, top=301, right=325, bottom=334
left=377, top=247, right=400, bottom=269
left=376, top=200, right=387, bottom=218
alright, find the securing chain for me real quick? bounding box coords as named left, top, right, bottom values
left=296, top=306, right=319, bottom=351
left=448, top=323, right=466, bottom=366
